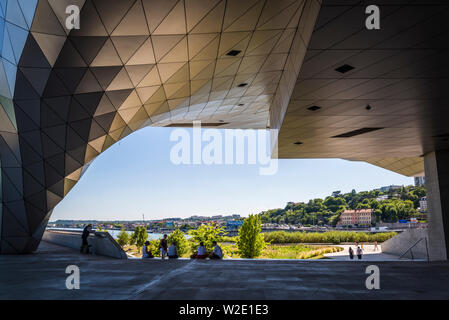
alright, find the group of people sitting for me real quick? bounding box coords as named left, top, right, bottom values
left=190, top=241, right=222, bottom=260
left=141, top=234, right=223, bottom=260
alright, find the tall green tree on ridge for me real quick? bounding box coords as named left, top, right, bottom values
left=237, top=214, right=266, bottom=258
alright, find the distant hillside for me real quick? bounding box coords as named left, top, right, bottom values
left=258, top=185, right=426, bottom=226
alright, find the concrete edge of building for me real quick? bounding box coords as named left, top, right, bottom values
left=381, top=228, right=429, bottom=260
left=42, top=230, right=127, bottom=259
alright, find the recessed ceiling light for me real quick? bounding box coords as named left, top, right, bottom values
left=237, top=83, right=248, bottom=87
left=307, top=105, right=321, bottom=111
left=332, top=127, right=384, bottom=138
left=165, top=122, right=228, bottom=127
left=294, top=141, right=303, bottom=145
left=434, top=132, right=449, bottom=138
left=226, top=50, right=241, bottom=56
left=335, top=64, right=355, bottom=74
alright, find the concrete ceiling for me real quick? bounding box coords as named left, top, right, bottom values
left=277, top=0, right=449, bottom=176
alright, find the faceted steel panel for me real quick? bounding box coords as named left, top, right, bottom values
left=0, top=0, right=319, bottom=253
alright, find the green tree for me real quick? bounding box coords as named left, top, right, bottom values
left=374, top=209, right=382, bottom=222
left=95, top=225, right=107, bottom=232
left=237, top=215, right=266, bottom=258
left=116, top=227, right=130, bottom=247
left=130, top=226, right=148, bottom=249
left=328, top=213, right=341, bottom=227
left=167, top=229, right=189, bottom=256
left=188, top=223, right=227, bottom=253
left=324, top=196, right=347, bottom=213
left=381, top=204, right=398, bottom=222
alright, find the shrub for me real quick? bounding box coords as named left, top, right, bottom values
left=130, top=226, right=148, bottom=249
left=263, top=231, right=396, bottom=244
left=237, top=215, right=266, bottom=258
left=146, top=239, right=161, bottom=257
left=188, top=223, right=227, bottom=253
left=167, top=229, right=189, bottom=256
left=116, top=227, right=129, bottom=246
left=221, top=235, right=238, bottom=243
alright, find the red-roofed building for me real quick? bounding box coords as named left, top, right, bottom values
left=338, top=209, right=374, bottom=227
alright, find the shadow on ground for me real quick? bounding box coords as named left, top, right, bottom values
left=0, top=242, right=448, bottom=300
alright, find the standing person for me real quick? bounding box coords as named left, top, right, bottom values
left=168, top=242, right=178, bottom=259
left=209, top=241, right=223, bottom=260
left=142, top=241, right=153, bottom=259
left=196, top=242, right=208, bottom=259
left=348, top=247, right=354, bottom=260
left=373, top=241, right=378, bottom=251
left=356, top=246, right=363, bottom=260
left=159, top=234, right=168, bottom=259
left=80, top=224, right=92, bottom=254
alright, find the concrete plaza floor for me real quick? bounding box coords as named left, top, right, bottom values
left=0, top=241, right=448, bottom=300
left=324, top=244, right=417, bottom=261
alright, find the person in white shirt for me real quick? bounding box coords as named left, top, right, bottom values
left=168, top=242, right=178, bottom=259
left=356, top=246, right=363, bottom=260
left=209, top=241, right=223, bottom=259
left=142, top=241, right=153, bottom=259
left=196, top=242, right=208, bottom=259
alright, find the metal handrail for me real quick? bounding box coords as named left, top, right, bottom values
left=399, top=237, right=429, bottom=261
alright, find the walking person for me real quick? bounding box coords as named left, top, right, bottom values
left=159, top=234, right=168, bottom=259
left=356, top=246, right=363, bottom=260
left=348, top=246, right=354, bottom=260
left=80, top=224, right=93, bottom=254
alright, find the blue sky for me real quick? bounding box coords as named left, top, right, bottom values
left=50, top=127, right=413, bottom=221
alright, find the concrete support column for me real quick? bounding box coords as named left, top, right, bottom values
left=424, top=151, right=449, bottom=260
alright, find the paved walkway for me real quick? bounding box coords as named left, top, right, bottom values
left=1, top=241, right=448, bottom=299
left=324, top=245, right=415, bottom=261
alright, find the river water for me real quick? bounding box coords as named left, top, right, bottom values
left=47, top=227, right=168, bottom=240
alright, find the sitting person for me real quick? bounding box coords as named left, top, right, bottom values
left=196, top=242, right=208, bottom=259
left=168, top=242, right=178, bottom=259
left=209, top=241, right=223, bottom=259
left=142, top=241, right=154, bottom=259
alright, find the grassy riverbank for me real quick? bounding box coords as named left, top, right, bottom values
left=124, top=243, right=343, bottom=259
left=223, top=230, right=396, bottom=244
left=221, top=243, right=343, bottom=259
left=121, top=230, right=393, bottom=259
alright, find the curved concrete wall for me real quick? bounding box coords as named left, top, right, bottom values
left=42, top=230, right=127, bottom=259
left=381, top=228, right=429, bottom=260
